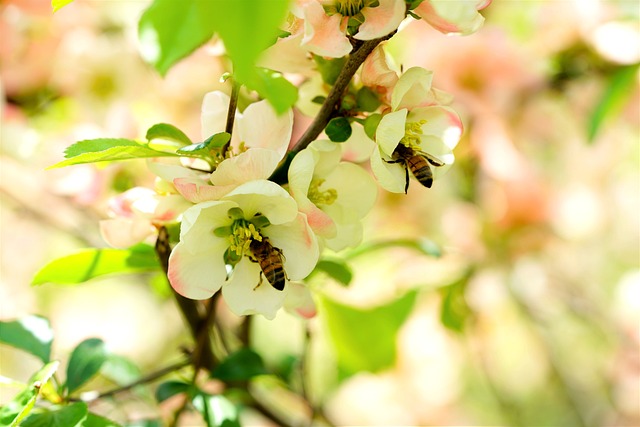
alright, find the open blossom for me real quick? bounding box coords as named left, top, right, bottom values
left=168, top=180, right=319, bottom=319
left=288, top=140, right=377, bottom=251
left=298, top=0, right=406, bottom=58
left=174, top=91, right=293, bottom=203
left=414, top=0, right=492, bottom=36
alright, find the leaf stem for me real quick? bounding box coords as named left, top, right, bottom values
left=222, top=79, right=241, bottom=155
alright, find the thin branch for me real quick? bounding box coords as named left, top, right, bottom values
left=290, top=33, right=394, bottom=155
left=222, top=79, right=241, bottom=155
left=74, top=359, right=191, bottom=402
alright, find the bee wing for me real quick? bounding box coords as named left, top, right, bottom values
left=416, top=151, right=445, bottom=167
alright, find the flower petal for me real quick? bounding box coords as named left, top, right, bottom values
left=174, top=177, right=235, bottom=203
left=288, top=146, right=317, bottom=200
left=223, top=180, right=298, bottom=225
left=258, top=33, right=315, bottom=76
left=323, top=162, right=377, bottom=219
left=361, top=44, right=399, bottom=92
left=99, top=218, right=155, bottom=249
left=201, top=91, right=233, bottom=141
left=342, top=123, right=375, bottom=163
left=301, top=1, right=352, bottom=57
left=415, top=0, right=487, bottom=36
left=283, top=282, right=317, bottom=318
left=263, top=213, right=319, bottom=281
left=239, top=99, right=293, bottom=158
left=210, top=149, right=282, bottom=186
left=391, top=67, right=434, bottom=111
left=370, top=145, right=407, bottom=193
left=376, top=109, right=407, bottom=156
left=178, top=200, right=236, bottom=253
left=222, top=258, right=287, bottom=319
left=168, top=240, right=227, bottom=300
left=355, top=0, right=406, bottom=40
left=409, top=105, right=463, bottom=152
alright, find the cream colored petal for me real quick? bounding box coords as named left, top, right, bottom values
left=376, top=109, right=407, bottom=157
left=210, top=149, right=281, bottom=186
left=370, top=145, right=407, bottom=193
left=264, top=213, right=319, bottom=281
left=391, top=67, right=434, bottom=111
left=168, top=240, right=227, bottom=300
left=223, top=180, right=298, bottom=225
left=99, top=218, right=155, bottom=249
left=239, top=99, right=293, bottom=158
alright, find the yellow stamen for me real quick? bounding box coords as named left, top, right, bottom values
left=308, top=178, right=338, bottom=206
left=400, top=120, right=427, bottom=151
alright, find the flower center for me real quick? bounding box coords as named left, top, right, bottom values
left=334, top=0, right=367, bottom=16
left=214, top=208, right=271, bottom=264
left=308, top=178, right=338, bottom=206
left=400, top=120, right=427, bottom=151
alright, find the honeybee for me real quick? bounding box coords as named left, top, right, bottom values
left=249, top=237, right=287, bottom=291
left=389, top=144, right=445, bottom=193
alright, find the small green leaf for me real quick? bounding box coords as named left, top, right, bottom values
left=192, top=393, right=240, bottom=427
left=125, top=420, right=163, bottom=427
left=314, top=55, right=348, bottom=85
left=0, top=361, right=60, bottom=427
left=145, top=123, right=192, bottom=146
left=211, top=348, right=268, bottom=382
left=84, top=413, right=123, bottom=427
left=356, top=87, right=381, bottom=112
left=0, top=315, right=53, bottom=363
left=364, top=113, right=382, bottom=140
left=311, top=95, right=327, bottom=105
left=65, top=338, right=109, bottom=394
left=345, top=238, right=442, bottom=260
left=588, top=64, right=639, bottom=143
left=32, top=245, right=160, bottom=286
left=321, top=291, right=418, bottom=377
left=49, top=138, right=177, bottom=169
left=244, top=68, right=298, bottom=115
left=325, top=117, right=352, bottom=142
left=101, top=355, right=141, bottom=387
left=21, top=402, right=88, bottom=427
left=439, top=275, right=473, bottom=333
left=177, top=132, right=230, bottom=157
left=138, top=0, right=216, bottom=76
left=313, top=259, right=353, bottom=286
left=52, top=0, right=74, bottom=12
left=155, top=380, right=192, bottom=403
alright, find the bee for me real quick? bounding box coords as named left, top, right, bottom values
left=388, top=144, right=445, bottom=193
left=249, top=237, right=287, bottom=291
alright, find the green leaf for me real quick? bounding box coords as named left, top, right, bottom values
left=101, top=355, right=142, bottom=387
left=84, top=413, right=123, bottom=427
left=587, top=64, right=639, bottom=143
left=49, top=138, right=177, bottom=169
left=356, top=87, right=381, bottom=112
left=439, top=275, right=473, bottom=333
left=313, top=259, right=353, bottom=286
left=314, top=55, right=347, bottom=85
left=21, top=402, right=88, bottom=427
left=138, top=0, right=216, bottom=76
left=321, top=291, right=418, bottom=377
left=52, top=0, right=74, bottom=12
left=155, top=380, right=192, bottom=403
left=192, top=393, right=241, bottom=427
left=363, top=113, right=382, bottom=140
left=177, top=132, right=230, bottom=157
left=32, top=245, right=160, bottom=286
left=345, top=238, right=442, bottom=260
left=0, top=361, right=60, bottom=427
left=325, top=117, right=352, bottom=142
left=0, top=315, right=53, bottom=363
left=125, top=420, right=163, bottom=427
left=211, top=348, right=268, bottom=382
left=145, top=123, right=192, bottom=146
left=244, top=68, right=298, bottom=115
left=65, top=338, right=109, bottom=394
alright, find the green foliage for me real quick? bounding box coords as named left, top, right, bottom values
left=0, top=315, right=53, bottom=363
left=125, top=421, right=162, bottom=427
left=211, top=348, right=268, bottom=382
left=32, top=245, right=160, bottom=286
left=84, top=413, right=123, bottom=427
left=321, top=291, right=418, bottom=377
left=356, top=87, right=381, bottom=112
left=314, top=56, right=347, bottom=85
left=145, top=123, right=193, bottom=146
left=51, top=0, right=74, bottom=13
left=48, top=138, right=178, bottom=169
left=363, top=113, right=382, bottom=140
left=325, top=117, right=352, bottom=142
left=588, top=64, right=639, bottom=143
left=244, top=68, right=299, bottom=115
left=21, top=402, right=88, bottom=427
left=192, top=393, right=241, bottom=427
left=177, top=132, right=230, bottom=157
left=345, top=237, right=442, bottom=260
left=0, top=361, right=60, bottom=427
left=439, top=275, right=473, bottom=333
left=101, top=355, right=142, bottom=387
left=155, top=380, right=192, bottom=403
left=65, top=338, right=109, bottom=394
left=313, top=259, right=353, bottom=286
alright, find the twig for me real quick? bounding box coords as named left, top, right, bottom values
left=222, top=79, right=241, bottom=155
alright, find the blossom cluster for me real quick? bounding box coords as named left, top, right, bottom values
left=100, top=0, right=488, bottom=319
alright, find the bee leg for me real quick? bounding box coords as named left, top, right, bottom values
left=253, top=271, right=263, bottom=290
left=404, top=165, right=409, bottom=194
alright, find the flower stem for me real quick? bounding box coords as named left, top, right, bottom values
left=222, top=79, right=241, bottom=155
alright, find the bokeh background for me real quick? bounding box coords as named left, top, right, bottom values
left=1, top=0, right=639, bottom=426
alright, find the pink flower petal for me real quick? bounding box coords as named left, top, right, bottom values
left=174, top=177, right=234, bottom=203
left=99, top=218, right=155, bottom=249
left=355, top=0, right=406, bottom=40
left=168, top=241, right=227, bottom=300
left=301, top=1, right=352, bottom=58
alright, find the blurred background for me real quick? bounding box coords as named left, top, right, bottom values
left=1, top=0, right=638, bottom=426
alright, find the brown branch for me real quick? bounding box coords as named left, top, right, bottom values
left=221, top=79, right=241, bottom=155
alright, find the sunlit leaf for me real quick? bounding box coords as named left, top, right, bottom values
left=321, top=291, right=418, bottom=377
left=244, top=68, right=298, bottom=114
left=177, top=132, right=230, bottom=157
left=155, top=380, right=192, bottom=403
left=211, top=348, right=268, bottom=382
left=145, top=123, right=192, bottom=146
left=65, top=338, right=109, bottom=394
left=192, top=393, right=241, bottom=427
left=48, top=138, right=177, bottom=169
left=588, top=64, right=639, bottom=143
left=21, top=402, right=88, bottom=427
left=101, top=355, right=142, bottom=387
left=363, top=113, right=382, bottom=140
left=84, top=413, right=123, bottom=427
left=439, top=275, right=473, bottom=333
left=313, top=259, right=353, bottom=286
left=0, top=361, right=60, bottom=427
left=345, top=238, right=442, bottom=260
left=32, top=245, right=160, bottom=286
left=51, top=0, right=74, bottom=13
left=0, top=315, right=53, bottom=363
left=325, top=117, right=352, bottom=142
left=313, top=55, right=347, bottom=85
